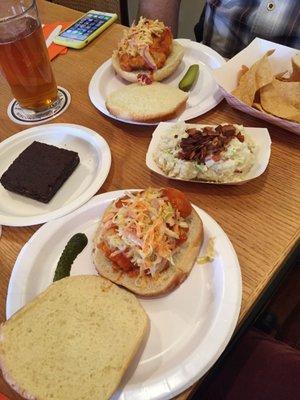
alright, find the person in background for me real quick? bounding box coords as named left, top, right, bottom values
left=137, top=0, right=300, bottom=58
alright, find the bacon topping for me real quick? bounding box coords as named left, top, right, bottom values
left=178, top=125, right=244, bottom=164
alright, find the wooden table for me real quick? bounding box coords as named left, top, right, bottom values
left=0, top=1, right=299, bottom=399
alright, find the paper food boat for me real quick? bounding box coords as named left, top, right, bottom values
left=146, top=122, right=271, bottom=185
left=213, top=38, right=300, bottom=135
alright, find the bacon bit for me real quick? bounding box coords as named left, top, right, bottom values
left=137, top=73, right=153, bottom=85
left=178, top=124, right=244, bottom=164
left=216, top=124, right=236, bottom=136
left=186, top=128, right=197, bottom=135
left=237, top=132, right=245, bottom=142
left=212, top=154, right=221, bottom=162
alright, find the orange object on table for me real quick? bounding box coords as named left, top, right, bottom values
left=42, top=22, right=71, bottom=60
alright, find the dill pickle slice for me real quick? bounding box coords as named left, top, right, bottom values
left=178, top=64, right=200, bottom=92
left=53, top=233, right=88, bottom=282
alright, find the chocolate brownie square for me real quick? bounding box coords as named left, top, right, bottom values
left=0, top=141, right=80, bottom=203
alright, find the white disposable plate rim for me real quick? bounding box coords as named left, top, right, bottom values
left=88, top=39, right=225, bottom=126
left=0, top=123, right=111, bottom=226
left=146, top=122, right=272, bottom=185
left=7, top=190, right=242, bottom=400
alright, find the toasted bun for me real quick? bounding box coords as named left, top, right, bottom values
left=112, top=41, right=184, bottom=82
left=93, top=207, right=203, bottom=297
left=0, top=276, right=148, bottom=400
left=106, top=82, right=188, bottom=123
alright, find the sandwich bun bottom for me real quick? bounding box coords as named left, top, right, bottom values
left=93, top=208, right=203, bottom=297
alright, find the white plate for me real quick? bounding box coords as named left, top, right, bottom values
left=7, top=190, right=241, bottom=400
left=146, top=122, right=271, bottom=185
left=88, top=39, right=225, bottom=125
left=0, top=124, right=111, bottom=226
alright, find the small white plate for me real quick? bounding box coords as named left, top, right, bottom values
left=0, top=124, right=111, bottom=226
left=146, top=122, right=271, bottom=185
left=7, top=190, right=241, bottom=400
left=88, top=39, right=225, bottom=125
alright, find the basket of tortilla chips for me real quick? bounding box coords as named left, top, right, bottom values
left=213, top=38, right=300, bottom=134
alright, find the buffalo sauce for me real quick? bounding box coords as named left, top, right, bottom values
left=98, top=241, right=138, bottom=275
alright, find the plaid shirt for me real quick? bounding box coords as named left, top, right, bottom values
left=196, top=0, right=300, bottom=58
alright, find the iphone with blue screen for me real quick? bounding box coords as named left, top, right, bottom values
left=54, top=10, right=117, bottom=49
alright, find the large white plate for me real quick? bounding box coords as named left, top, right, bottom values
left=0, top=124, right=111, bottom=226
left=7, top=190, right=241, bottom=400
left=89, top=39, right=225, bottom=125
left=146, top=122, right=272, bottom=185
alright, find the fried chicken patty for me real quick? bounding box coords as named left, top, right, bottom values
left=119, top=28, right=173, bottom=72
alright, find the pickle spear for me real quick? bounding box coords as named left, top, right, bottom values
left=179, top=64, right=199, bottom=92
left=53, top=233, right=88, bottom=282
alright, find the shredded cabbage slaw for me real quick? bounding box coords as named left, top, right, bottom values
left=198, top=237, right=215, bottom=264
left=117, top=17, right=166, bottom=58
left=97, top=188, right=191, bottom=277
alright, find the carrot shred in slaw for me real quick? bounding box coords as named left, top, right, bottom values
left=97, top=188, right=191, bottom=277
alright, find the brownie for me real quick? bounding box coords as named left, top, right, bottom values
left=0, top=141, right=80, bottom=203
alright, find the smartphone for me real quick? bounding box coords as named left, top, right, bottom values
left=53, top=10, right=118, bottom=49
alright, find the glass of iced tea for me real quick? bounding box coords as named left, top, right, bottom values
left=0, top=0, right=58, bottom=112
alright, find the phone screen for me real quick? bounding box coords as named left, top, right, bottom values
left=60, top=13, right=113, bottom=41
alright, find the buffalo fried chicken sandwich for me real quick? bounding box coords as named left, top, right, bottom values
left=93, top=188, right=203, bottom=296
left=112, top=17, right=184, bottom=82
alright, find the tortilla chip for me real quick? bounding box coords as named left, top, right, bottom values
left=232, top=49, right=275, bottom=106
left=253, top=103, right=266, bottom=112
left=275, top=70, right=289, bottom=81
left=276, top=54, right=300, bottom=82
left=260, top=79, right=300, bottom=123
left=290, top=54, right=300, bottom=81
left=237, top=65, right=249, bottom=84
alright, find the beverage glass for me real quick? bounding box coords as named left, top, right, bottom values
left=0, top=0, right=58, bottom=112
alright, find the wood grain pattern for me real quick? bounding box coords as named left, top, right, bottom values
left=0, top=1, right=300, bottom=399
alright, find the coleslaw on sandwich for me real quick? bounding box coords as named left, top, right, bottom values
left=95, top=188, right=192, bottom=278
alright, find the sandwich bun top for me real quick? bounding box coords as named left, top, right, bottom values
left=0, top=276, right=148, bottom=400
left=105, top=82, right=188, bottom=123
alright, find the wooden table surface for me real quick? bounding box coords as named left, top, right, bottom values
left=0, top=1, right=299, bottom=399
